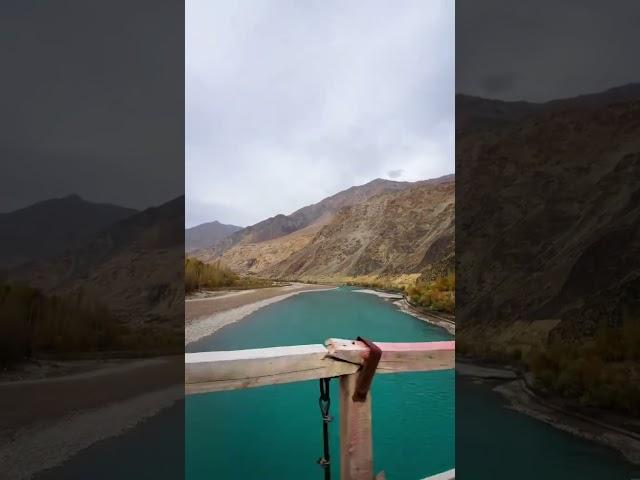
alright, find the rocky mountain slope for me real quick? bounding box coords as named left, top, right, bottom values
left=206, top=177, right=452, bottom=261
left=269, top=181, right=454, bottom=281
left=456, top=83, right=640, bottom=137
left=203, top=214, right=332, bottom=276
left=185, top=220, right=241, bottom=252
left=457, top=85, right=640, bottom=340
left=0, top=195, right=136, bottom=270
left=11, top=196, right=184, bottom=326
left=197, top=177, right=454, bottom=283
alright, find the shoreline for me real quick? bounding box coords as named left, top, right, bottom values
left=352, top=288, right=404, bottom=299
left=394, top=298, right=456, bottom=335
left=458, top=359, right=640, bottom=465
left=350, top=288, right=456, bottom=336
left=185, top=284, right=337, bottom=345
left=186, top=289, right=258, bottom=302
left=3, top=387, right=181, bottom=480
left=0, top=356, right=183, bottom=479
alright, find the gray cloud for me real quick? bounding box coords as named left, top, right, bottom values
left=387, top=169, right=404, bottom=179
left=479, top=73, right=517, bottom=96
left=186, top=0, right=454, bottom=227
left=0, top=0, right=183, bottom=213
left=457, top=0, right=640, bottom=102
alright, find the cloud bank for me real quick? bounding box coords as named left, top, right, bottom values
left=186, top=0, right=454, bottom=227
left=456, top=0, right=640, bottom=101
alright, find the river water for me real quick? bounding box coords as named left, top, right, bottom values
left=37, top=287, right=638, bottom=479
left=456, top=374, right=640, bottom=479
left=186, top=287, right=454, bottom=479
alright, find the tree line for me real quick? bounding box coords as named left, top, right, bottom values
left=0, top=283, right=126, bottom=365
left=185, top=257, right=273, bottom=293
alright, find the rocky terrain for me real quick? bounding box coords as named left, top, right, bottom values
left=457, top=84, right=640, bottom=342
left=185, top=220, right=241, bottom=252
left=270, top=181, right=454, bottom=281
left=206, top=178, right=433, bottom=261
left=10, top=196, right=184, bottom=327
left=0, top=195, right=136, bottom=271
left=202, top=214, right=332, bottom=276
left=195, top=176, right=454, bottom=284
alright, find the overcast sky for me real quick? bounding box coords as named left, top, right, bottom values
left=186, top=0, right=454, bottom=227
left=457, top=0, right=640, bottom=102
left=0, top=0, right=183, bottom=214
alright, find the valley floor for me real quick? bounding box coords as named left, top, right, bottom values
left=185, top=282, right=336, bottom=345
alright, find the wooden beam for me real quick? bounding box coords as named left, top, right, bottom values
left=340, top=373, right=374, bottom=480
left=186, top=339, right=456, bottom=477
left=186, top=340, right=455, bottom=395
left=185, top=344, right=359, bottom=395
left=325, top=339, right=455, bottom=373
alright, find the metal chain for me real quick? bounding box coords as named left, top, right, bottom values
left=317, top=377, right=332, bottom=480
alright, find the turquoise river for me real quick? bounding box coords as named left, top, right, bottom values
left=37, top=287, right=640, bottom=479
left=186, top=287, right=454, bottom=479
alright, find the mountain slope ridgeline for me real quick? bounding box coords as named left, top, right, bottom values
left=195, top=176, right=455, bottom=284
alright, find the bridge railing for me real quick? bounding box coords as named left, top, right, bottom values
left=186, top=338, right=455, bottom=480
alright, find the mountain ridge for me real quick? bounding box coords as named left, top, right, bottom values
left=267, top=180, right=454, bottom=281
left=185, top=220, right=242, bottom=252
left=0, top=195, right=137, bottom=271
left=456, top=82, right=640, bottom=136
left=10, top=196, right=184, bottom=325
left=202, top=175, right=454, bottom=258
left=195, top=176, right=455, bottom=284
left=206, top=177, right=422, bottom=258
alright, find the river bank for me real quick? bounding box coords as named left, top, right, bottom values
left=185, top=283, right=336, bottom=345
left=351, top=288, right=456, bottom=335
left=457, top=358, right=640, bottom=465
left=0, top=356, right=182, bottom=479
left=394, top=298, right=455, bottom=335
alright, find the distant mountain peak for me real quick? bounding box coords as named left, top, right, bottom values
left=0, top=196, right=137, bottom=270
left=60, top=193, right=83, bottom=201
left=361, top=177, right=401, bottom=187
left=185, top=220, right=242, bottom=252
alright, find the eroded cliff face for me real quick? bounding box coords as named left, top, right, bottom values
left=267, top=181, right=454, bottom=281
left=457, top=89, right=640, bottom=341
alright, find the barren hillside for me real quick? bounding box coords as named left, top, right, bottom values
left=204, top=177, right=453, bottom=260
left=268, top=181, right=454, bottom=281
left=194, top=178, right=455, bottom=285
left=457, top=88, right=640, bottom=340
